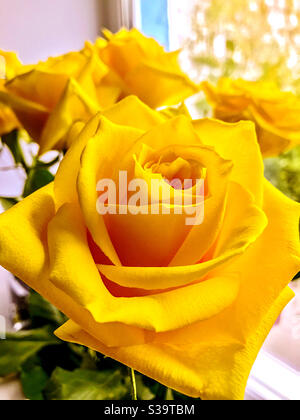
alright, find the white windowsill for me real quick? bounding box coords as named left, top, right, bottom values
left=246, top=351, right=300, bottom=400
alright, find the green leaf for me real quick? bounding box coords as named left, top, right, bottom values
left=0, top=341, right=45, bottom=377
left=20, top=356, right=49, bottom=400
left=165, top=388, right=175, bottom=400
left=28, top=292, right=66, bottom=327
left=36, top=154, right=60, bottom=169
left=264, top=146, right=300, bottom=203
left=135, top=375, right=155, bottom=400
left=23, top=168, right=54, bottom=197
left=4, top=327, right=59, bottom=342
left=0, top=197, right=18, bottom=211
left=44, top=368, right=129, bottom=400
left=37, top=342, right=82, bottom=374
left=142, top=376, right=168, bottom=400
left=0, top=327, right=60, bottom=377
left=1, top=130, right=24, bottom=165
left=79, top=348, right=99, bottom=370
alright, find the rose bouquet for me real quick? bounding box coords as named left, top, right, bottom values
left=0, top=29, right=299, bottom=401
left=202, top=78, right=300, bottom=158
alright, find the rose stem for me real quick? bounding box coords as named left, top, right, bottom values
left=128, top=367, right=138, bottom=400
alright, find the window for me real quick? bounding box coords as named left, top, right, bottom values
left=135, top=0, right=169, bottom=49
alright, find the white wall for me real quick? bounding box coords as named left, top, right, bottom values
left=0, top=0, right=102, bottom=63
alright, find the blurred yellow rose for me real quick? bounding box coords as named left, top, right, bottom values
left=0, top=46, right=117, bottom=153
left=0, top=83, right=20, bottom=136
left=0, top=96, right=299, bottom=400
left=202, top=78, right=300, bottom=157
left=0, top=29, right=198, bottom=153
left=0, top=50, right=21, bottom=135
left=97, top=29, right=199, bottom=109
left=0, top=50, right=23, bottom=79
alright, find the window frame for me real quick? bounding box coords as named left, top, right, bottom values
left=99, top=0, right=136, bottom=32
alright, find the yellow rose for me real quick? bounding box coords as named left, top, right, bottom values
left=0, top=47, right=118, bottom=153
left=0, top=50, right=23, bottom=79
left=0, top=96, right=299, bottom=400
left=97, top=29, right=199, bottom=109
left=0, top=82, right=20, bottom=135
left=202, top=78, right=300, bottom=157
left=0, top=50, right=21, bottom=135
left=0, top=30, right=198, bottom=152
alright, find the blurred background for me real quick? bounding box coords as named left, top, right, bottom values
left=0, top=0, right=299, bottom=400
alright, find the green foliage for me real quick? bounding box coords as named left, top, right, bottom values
left=0, top=290, right=164, bottom=400
left=23, top=168, right=54, bottom=197
left=0, top=197, right=18, bottom=211
left=0, top=130, right=59, bottom=203
left=44, top=368, right=130, bottom=401
left=1, top=130, right=26, bottom=168
left=20, top=356, right=49, bottom=400
left=0, top=327, right=60, bottom=377
left=264, top=146, right=300, bottom=203
left=264, top=146, right=300, bottom=281
left=28, top=291, right=66, bottom=328
left=135, top=375, right=156, bottom=400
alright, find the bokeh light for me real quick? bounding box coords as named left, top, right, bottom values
left=183, top=0, right=300, bottom=90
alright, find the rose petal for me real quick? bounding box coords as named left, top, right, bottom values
left=55, top=287, right=293, bottom=400
left=54, top=96, right=166, bottom=209
left=39, top=78, right=99, bottom=154
left=98, top=182, right=267, bottom=289
left=77, top=117, right=144, bottom=265
left=193, top=118, right=264, bottom=205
